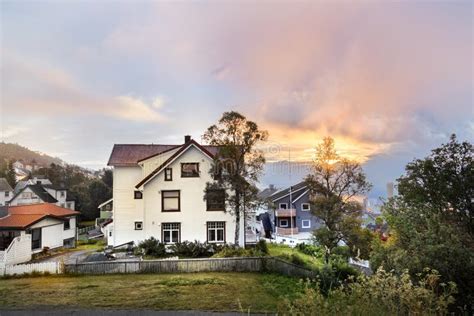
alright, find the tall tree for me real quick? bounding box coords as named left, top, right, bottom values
left=203, top=111, right=268, bottom=245
left=306, top=137, right=372, bottom=262
left=4, top=160, right=17, bottom=188
left=372, top=134, right=473, bottom=309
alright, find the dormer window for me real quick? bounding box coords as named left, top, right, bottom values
left=181, top=163, right=199, bottom=177
left=60, top=191, right=65, bottom=198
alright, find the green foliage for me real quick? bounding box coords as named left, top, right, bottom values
left=212, top=244, right=266, bottom=258
left=281, top=268, right=456, bottom=315
left=203, top=111, right=268, bottom=244
left=255, top=239, right=269, bottom=255
left=0, top=159, right=16, bottom=188
left=330, top=246, right=350, bottom=260
left=372, top=135, right=474, bottom=309
left=296, top=243, right=324, bottom=258
left=136, top=237, right=166, bottom=257
left=169, top=240, right=214, bottom=258
left=306, top=137, right=372, bottom=262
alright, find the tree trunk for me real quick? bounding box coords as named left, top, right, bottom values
left=234, top=191, right=241, bottom=245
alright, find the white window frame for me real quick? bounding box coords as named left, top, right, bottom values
left=302, top=220, right=311, bottom=228
left=207, top=221, right=225, bottom=243
left=279, top=203, right=288, bottom=209
left=301, top=203, right=310, bottom=211
left=279, top=219, right=289, bottom=227
left=162, top=223, right=180, bottom=244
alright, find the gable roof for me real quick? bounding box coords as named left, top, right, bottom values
left=0, top=178, right=13, bottom=192
left=10, top=184, right=58, bottom=204
left=8, top=203, right=79, bottom=217
left=257, top=186, right=279, bottom=200
left=271, top=181, right=308, bottom=202
left=98, top=198, right=113, bottom=209
left=135, top=139, right=217, bottom=189
left=108, top=143, right=219, bottom=167
left=0, top=203, right=79, bottom=229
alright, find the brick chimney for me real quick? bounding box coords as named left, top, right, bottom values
left=184, top=135, right=191, bottom=143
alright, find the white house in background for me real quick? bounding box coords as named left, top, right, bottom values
left=9, top=183, right=75, bottom=210
left=14, top=177, right=52, bottom=193
left=0, top=203, right=79, bottom=264
left=107, top=135, right=243, bottom=247
left=0, top=178, right=14, bottom=206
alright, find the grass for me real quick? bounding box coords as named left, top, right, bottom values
left=75, top=239, right=106, bottom=251
left=77, top=220, right=96, bottom=228
left=268, top=243, right=323, bottom=270
left=0, top=272, right=303, bottom=312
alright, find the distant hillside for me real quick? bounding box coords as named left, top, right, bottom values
left=0, top=142, right=64, bottom=167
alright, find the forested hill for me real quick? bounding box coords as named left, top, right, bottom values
left=0, top=142, right=63, bottom=167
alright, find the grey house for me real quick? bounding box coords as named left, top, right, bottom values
left=270, top=181, right=322, bottom=236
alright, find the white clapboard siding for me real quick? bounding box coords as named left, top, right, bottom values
left=0, top=262, right=60, bottom=276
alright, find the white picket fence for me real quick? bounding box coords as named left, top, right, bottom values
left=0, top=261, right=61, bottom=276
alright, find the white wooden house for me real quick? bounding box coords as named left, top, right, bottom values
left=0, top=203, right=79, bottom=265
left=107, top=136, right=243, bottom=247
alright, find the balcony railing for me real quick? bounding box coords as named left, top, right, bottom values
left=276, top=227, right=299, bottom=235
left=275, top=208, right=296, bottom=217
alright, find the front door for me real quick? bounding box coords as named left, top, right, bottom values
left=30, top=228, right=42, bottom=250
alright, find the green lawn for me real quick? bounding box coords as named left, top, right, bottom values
left=268, top=243, right=323, bottom=270
left=0, top=272, right=303, bottom=312
left=77, top=220, right=96, bottom=228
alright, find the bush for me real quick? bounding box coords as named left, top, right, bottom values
left=296, top=243, right=324, bottom=258
left=331, top=246, right=350, bottom=259
left=281, top=268, right=456, bottom=315
left=169, top=240, right=213, bottom=258
left=136, top=237, right=166, bottom=257
left=213, top=244, right=266, bottom=258
left=255, top=239, right=269, bottom=255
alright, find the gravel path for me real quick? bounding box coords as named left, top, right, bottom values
left=34, top=249, right=97, bottom=264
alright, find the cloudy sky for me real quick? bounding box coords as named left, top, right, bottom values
left=1, top=1, right=472, bottom=197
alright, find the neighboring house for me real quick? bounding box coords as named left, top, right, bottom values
left=0, top=178, right=14, bottom=206
left=269, top=181, right=321, bottom=241
left=107, top=135, right=243, bottom=247
left=9, top=183, right=75, bottom=210
left=14, top=177, right=52, bottom=193
left=0, top=203, right=79, bottom=261
left=12, top=161, right=24, bottom=169
left=98, top=198, right=113, bottom=219
left=43, top=184, right=75, bottom=210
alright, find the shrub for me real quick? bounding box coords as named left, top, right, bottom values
left=331, top=246, right=350, bottom=259
left=169, top=240, right=213, bottom=258
left=213, top=244, right=266, bottom=258
left=136, top=237, right=166, bottom=257
left=281, top=268, right=456, bottom=315
left=296, top=243, right=324, bottom=258
left=255, top=239, right=269, bottom=255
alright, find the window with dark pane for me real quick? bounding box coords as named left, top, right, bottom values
left=206, top=189, right=225, bottom=211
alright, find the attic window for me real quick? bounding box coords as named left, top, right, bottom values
left=165, top=168, right=172, bottom=181
left=134, top=191, right=143, bottom=199
left=181, top=163, right=199, bottom=177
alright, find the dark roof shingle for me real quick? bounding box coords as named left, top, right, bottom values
left=108, top=143, right=219, bottom=166
left=0, top=178, right=13, bottom=192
